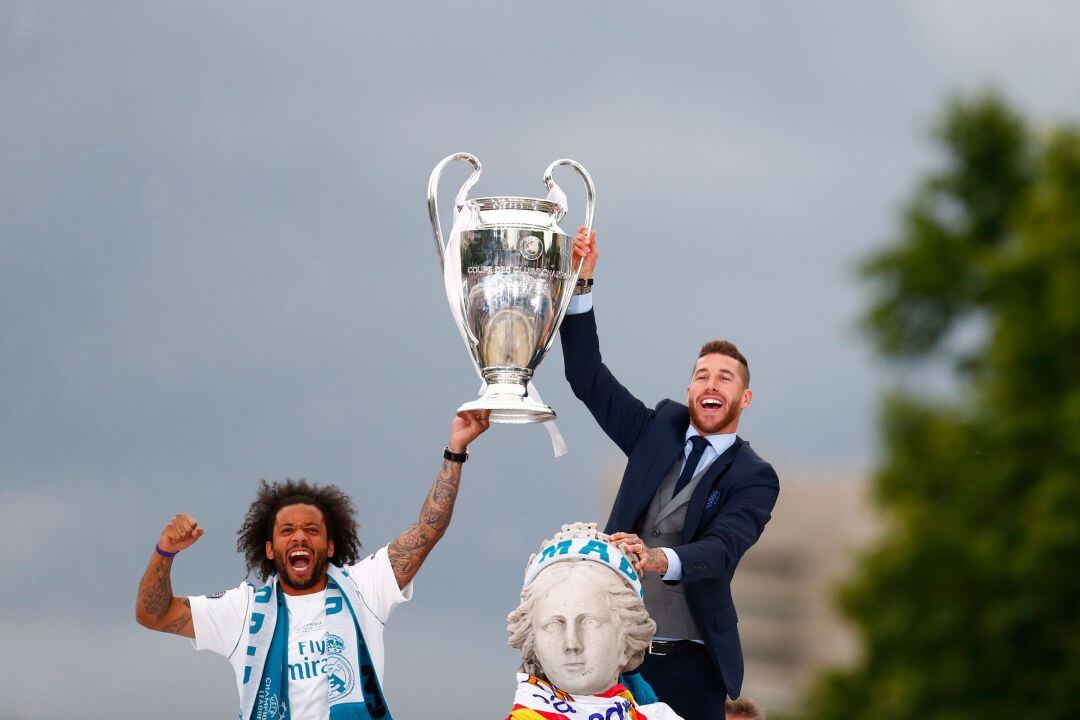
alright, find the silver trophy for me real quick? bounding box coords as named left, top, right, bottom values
left=429, top=152, right=596, bottom=424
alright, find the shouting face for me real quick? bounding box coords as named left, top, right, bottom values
left=686, top=352, right=752, bottom=435
left=265, top=503, right=334, bottom=594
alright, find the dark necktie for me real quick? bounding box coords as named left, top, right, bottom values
left=673, top=435, right=712, bottom=496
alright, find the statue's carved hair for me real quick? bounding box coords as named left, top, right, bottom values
left=725, top=697, right=766, bottom=720
left=507, top=561, right=656, bottom=678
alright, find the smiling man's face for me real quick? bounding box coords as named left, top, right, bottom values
left=265, top=503, right=334, bottom=595
left=686, top=352, right=752, bottom=436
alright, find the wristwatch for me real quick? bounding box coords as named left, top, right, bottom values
left=443, top=446, right=469, bottom=463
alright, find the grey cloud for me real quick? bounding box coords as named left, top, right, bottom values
left=4, top=1, right=1080, bottom=717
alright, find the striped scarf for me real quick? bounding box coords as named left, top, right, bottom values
left=240, top=564, right=391, bottom=720
left=507, top=674, right=683, bottom=720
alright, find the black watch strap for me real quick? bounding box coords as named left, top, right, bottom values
left=443, top=446, right=469, bottom=463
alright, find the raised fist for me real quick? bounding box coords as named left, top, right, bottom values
left=158, top=513, right=204, bottom=554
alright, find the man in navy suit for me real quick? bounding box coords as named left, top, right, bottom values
left=559, top=229, right=780, bottom=720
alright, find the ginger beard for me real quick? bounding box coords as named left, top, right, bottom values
left=686, top=353, right=751, bottom=436
left=266, top=503, right=335, bottom=593
left=687, top=391, right=741, bottom=434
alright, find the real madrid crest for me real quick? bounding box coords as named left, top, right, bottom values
left=325, top=634, right=356, bottom=702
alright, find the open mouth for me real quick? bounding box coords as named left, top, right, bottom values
left=287, top=548, right=313, bottom=574
left=700, top=397, right=724, bottom=411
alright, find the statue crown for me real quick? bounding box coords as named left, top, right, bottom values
left=522, top=522, right=644, bottom=598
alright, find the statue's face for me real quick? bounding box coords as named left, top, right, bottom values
left=531, top=568, right=625, bottom=695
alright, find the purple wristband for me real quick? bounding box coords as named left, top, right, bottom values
left=155, top=544, right=177, bottom=558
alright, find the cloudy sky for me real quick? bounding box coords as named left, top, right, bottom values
left=3, top=2, right=1080, bottom=717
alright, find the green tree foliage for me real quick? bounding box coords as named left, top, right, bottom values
left=805, top=94, right=1080, bottom=719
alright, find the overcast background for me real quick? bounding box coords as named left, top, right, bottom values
left=3, top=2, right=1080, bottom=718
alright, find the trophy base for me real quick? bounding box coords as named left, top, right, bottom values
left=457, top=382, right=555, bottom=424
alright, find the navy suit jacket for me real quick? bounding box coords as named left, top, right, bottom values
left=560, top=309, right=780, bottom=698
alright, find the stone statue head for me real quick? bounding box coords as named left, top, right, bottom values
left=507, top=523, right=656, bottom=695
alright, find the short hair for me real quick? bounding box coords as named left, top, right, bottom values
left=507, top=561, right=656, bottom=677
left=695, top=340, right=750, bottom=386
left=236, top=478, right=362, bottom=580
left=725, top=696, right=766, bottom=720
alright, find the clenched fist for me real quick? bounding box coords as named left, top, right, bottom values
left=158, top=513, right=204, bottom=555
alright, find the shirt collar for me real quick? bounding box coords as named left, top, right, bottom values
left=685, top=426, right=737, bottom=457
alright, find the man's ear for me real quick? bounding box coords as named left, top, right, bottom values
left=265, top=540, right=274, bottom=561
left=741, top=387, right=753, bottom=409
left=328, top=540, right=335, bottom=559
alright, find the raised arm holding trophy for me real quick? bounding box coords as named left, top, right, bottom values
left=135, top=411, right=491, bottom=720
left=560, top=230, right=780, bottom=720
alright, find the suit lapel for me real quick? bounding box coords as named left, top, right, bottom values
left=621, top=407, right=689, bottom=529
left=625, top=439, right=683, bottom=528
left=653, top=482, right=693, bottom=527
left=682, top=437, right=743, bottom=544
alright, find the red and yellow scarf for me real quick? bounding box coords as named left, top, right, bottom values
left=507, top=674, right=682, bottom=720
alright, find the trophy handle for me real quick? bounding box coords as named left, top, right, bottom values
left=543, top=158, right=596, bottom=275
left=428, top=152, right=482, bottom=269
left=542, top=159, right=596, bottom=357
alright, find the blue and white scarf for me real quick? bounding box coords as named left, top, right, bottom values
left=239, top=564, right=391, bottom=720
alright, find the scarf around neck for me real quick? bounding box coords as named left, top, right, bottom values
left=240, top=564, right=392, bottom=720
left=507, top=673, right=684, bottom=720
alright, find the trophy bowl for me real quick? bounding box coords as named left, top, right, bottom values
left=429, top=154, right=595, bottom=424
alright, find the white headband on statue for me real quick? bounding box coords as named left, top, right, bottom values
left=521, top=522, right=643, bottom=599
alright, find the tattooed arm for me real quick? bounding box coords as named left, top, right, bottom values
left=387, top=459, right=462, bottom=590
left=135, top=513, right=204, bottom=638
left=388, top=410, right=491, bottom=589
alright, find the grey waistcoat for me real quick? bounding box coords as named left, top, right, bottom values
left=633, top=455, right=710, bottom=641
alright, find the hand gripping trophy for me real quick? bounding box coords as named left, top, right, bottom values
left=505, top=523, right=684, bottom=720
left=428, top=153, right=595, bottom=425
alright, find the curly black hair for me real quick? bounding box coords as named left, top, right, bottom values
left=236, top=478, right=362, bottom=580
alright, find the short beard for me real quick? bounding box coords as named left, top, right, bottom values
left=273, top=552, right=329, bottom=591
left=689, top=402, right=739, bottom=435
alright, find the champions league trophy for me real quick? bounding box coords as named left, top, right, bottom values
left=428, top=153, right=595, bottom=424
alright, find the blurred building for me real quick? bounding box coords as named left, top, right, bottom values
left=732, top=468, right=879, bottom=714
